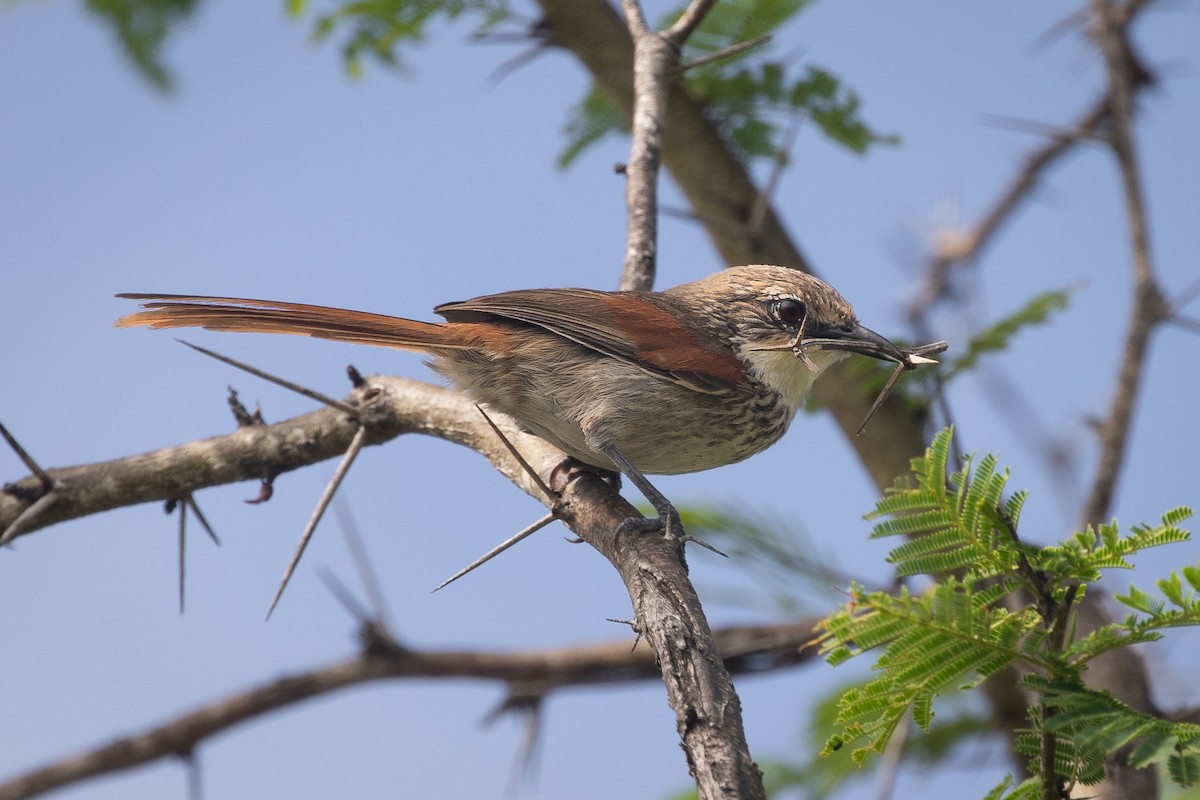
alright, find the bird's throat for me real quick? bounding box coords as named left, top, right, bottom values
left=741, top=348, right=848, bottom=410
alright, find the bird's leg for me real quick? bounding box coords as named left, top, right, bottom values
left=595, top=442, right=684, bottom=540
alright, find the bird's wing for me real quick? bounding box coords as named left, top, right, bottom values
left=436, top=288, right=746, bottom=393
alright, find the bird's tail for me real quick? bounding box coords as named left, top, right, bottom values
left=115, top=294, right=467, bottom=352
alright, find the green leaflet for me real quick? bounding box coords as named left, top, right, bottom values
left=817, top=428, right=1199, bottom=795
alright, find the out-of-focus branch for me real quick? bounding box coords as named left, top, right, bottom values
left=907, top=95, right=1110, bottom=322
left=1080, top=0, right=1169, bottom=528
left=0, top=620, right=819, bottom=800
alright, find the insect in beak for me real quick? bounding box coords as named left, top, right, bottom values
left=803, top=325, right=948, bottom=434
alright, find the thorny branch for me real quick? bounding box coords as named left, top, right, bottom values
left=1, top=376, right=557, bottom=542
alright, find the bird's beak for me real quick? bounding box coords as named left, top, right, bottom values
left=807, top=322, right=920, bottom=366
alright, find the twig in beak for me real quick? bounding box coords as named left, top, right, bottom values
left=855, top=340, right=948, bottom=435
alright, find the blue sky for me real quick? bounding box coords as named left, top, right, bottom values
left=2, top=2, right=1199, bottom=798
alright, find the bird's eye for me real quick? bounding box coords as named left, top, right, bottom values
left=774, top=298, right=807, bottom=328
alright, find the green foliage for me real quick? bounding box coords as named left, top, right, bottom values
left=943, top=288, right=1073, bottom=381
left=672, top=503, right=859, bottom=613
left=980, top=775, right=1041, bottom=800
left=85, top=0, right=200, bottom=89
left=304, top=1, right=510, bottom=77
left=816, top=428, right=1199, bottom=796
left=559, top=86, right=631, bottom=169
left=1025, top=678, right=1200, bottom=784
left=560, top=0, right=895, bottom=167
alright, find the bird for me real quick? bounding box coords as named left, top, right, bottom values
left=116, top=265, right=936, bottom=538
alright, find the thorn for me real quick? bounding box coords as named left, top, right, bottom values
left=0, top=420, right=53, bottom=490
left=178, top=496, right=186, bottom=615
left=432, top=513, right=556, bottom=592
left=505, top=696, right=544, bottom=797
left=185, top=495, right=221, bottom=545
left=474, top=405, right=556, bottom=502
left=1167, top=315, right=1200, bottom=336
left=604, top=618, right=643, bottom=651
left=681, top=535, right=728, bottom=558
left=334, top=495, right=392, bottom=634
left=176, top=340, right=360, bottom=417
left=0, top=490, right=59, bottom=546
left=316, top=566, right=372, bottom=624
left=183, top=749, right=202, bottom=800
left=266, top=424, right=369, bottom=618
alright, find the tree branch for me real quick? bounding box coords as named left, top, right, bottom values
left=2, top=376, right=556, bottom=541
left=907, top=95, right=1110, bottom=321
left=608, top=2, right=765, bottom=796
left=1080, top=0, right=1169, bottom=528
left=0, top=620, right=818, bottom=800
left=618, top=2, right=675, bottom=290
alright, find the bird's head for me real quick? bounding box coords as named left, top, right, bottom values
left=670, top=265, right=930, bottom=408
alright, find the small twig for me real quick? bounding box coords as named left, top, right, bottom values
left=747, top=113, right=802, bottom=239
left=432, top=513, right=556, bottom=592
left=677, top=33, right=771, bottom=73
left=619, top=0, right=649, bottom=36
left=226, top=387, right=265, bottom=427
left=660, top=204, right=747, bottom=237
left=856, top=364, right=907, bottom=437
left=483, top=18, right=557, bottom=86
left=267, top=424, right=370, bottom=618
left=178, top=341, right=360, bottom=417
left=664, top=0, right=719, bottom=45
left=855, top=340, right=949, bottom=435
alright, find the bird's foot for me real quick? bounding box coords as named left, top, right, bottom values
left=615, top=505, right=683, bottom=540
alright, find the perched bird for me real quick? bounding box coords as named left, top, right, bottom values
left=117, top=265, right=937, bottom=536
